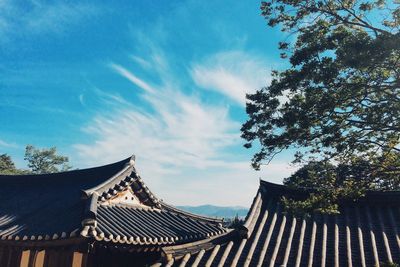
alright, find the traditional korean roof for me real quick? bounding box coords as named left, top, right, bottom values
left=0, top=156, right=226, bottom=246
left=163, top=180, right=400, bottom=267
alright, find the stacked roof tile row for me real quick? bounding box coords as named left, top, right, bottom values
left=163, top=181, right=400, bottom=266
left=90, top=204, right=225, bottom=245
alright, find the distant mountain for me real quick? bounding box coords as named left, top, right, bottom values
left=176, top=205, right=248, bottom=219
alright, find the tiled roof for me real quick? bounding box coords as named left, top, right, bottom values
left=86, top=204, right=225, bottom=245
left=163, top=180, right=400, bottom=266
left=0, top=157, right=132, bottom=242
left=0, top=156, right=226, bottom=246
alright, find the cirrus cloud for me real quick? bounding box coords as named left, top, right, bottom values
left=73, top=45, right=295, bottom=206
left=191, top=51, right=271, bottom=106
left=0, top=0, right=100, bottom=42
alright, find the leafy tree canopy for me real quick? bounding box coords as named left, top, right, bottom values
left=24, top=145, right=71, bottom=174
left=0, top=145, right=71, bottom=175
left=282, top=156, right=400, bottom=215
left=242, top=0, right=400, bottom=213
left=0, top=154, right=18, bottom=175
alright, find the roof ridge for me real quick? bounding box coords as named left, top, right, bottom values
left=95, top=168, right=162, bottom=208
left=241, top=191, right=263, bottom=238
left=0, top=156, right=133, bottom=179
left=129, top=171, right=161, bottom=207
left=82, top=156, right=135, bottom=197
left=161, top=229, right=235, bottom=257
left=100, top=202, right=161, bottom=211
left=260, top=179, right=400, bottom=204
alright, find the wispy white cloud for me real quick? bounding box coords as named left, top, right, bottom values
left=78, top=94, right=85, bottom=106
left=76, top=57, right=239, bottom=170
left=74, top=42, right=295, bottom=206
left=130, top=55, right=152, bottom=70
left=0, top=139, right=19, bottom=149
left=191, top=51, right=271, bottom=106
left=110, top=63, right=156, bottom=94
left=0, top=1, right=99, bottom=41
left=74, top=102, right=295, bottom=206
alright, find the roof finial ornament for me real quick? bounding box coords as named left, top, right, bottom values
left=129, top=154, right=136, bottom=166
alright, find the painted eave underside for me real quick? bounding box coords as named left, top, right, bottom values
left=162, top=180, right=400, bottom=267
left=0, top=156, right=226, bottom=246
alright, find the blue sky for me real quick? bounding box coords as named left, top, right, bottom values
left=0, top=0, right=297, bottom=206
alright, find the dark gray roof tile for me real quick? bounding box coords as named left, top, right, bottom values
left=92, top=204, right=226, bottom=246
left=166, top=180, right=400, bottom=267
left=0, top=156, right=227, bottom=246
left=0, top=157, right=132, bottom=242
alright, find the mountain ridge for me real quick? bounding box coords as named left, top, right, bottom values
left=176, top=204, right=248, bottom=219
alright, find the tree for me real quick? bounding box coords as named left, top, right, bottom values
left=282, top=160, right=371, bottom=214
left=228, top=214, right=245, bottom=229
left=241, top=0, right=400, bottom=213
left=0, top=154, right=29, bottom=175
left=24, top=145, right=71, bottom=174
left=0, top=154, right=18, bottom=174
